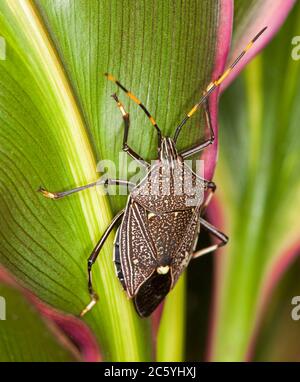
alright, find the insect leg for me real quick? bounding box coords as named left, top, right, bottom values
left=174, top=27, right=267, bottom=143
left=38, top=179, right=135, bottom=200
left=201, top=181, right=216, bottom=214
left=192, top=217, right=228, bottom=259
left=180, top=98, right=214, bottom=159
left=80, top=209, right=125, bottom=317
left=106, top=73, right=162, bottom=150
left=191, top=175, right=216, bottom=211
left=111, top=93, right=149, bottom=167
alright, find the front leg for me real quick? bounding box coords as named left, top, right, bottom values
left=111, top=93, right=149, bottom=168
left=38, top=178, right=135, bottom=200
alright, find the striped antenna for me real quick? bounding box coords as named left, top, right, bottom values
left=105, top=73, right=162, bottom=145
left=174, top=26, right=268, bottom=142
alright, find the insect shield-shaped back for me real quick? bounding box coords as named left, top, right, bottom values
left=116, top=147, right=205, bottom=317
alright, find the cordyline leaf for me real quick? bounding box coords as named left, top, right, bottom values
left=0, top=0, right=227, bottom=361
left=0, top=0, right=148, bottom=361
left=0, top=266, right=83, bottom=361
left=208, top=1, right=299, bottom=361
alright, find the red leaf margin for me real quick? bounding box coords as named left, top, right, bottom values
left=202, top=0, right=234, bottom=181
left=0, top=266, right=101, bottom=362
left=220, top=0, right=297, bottom=91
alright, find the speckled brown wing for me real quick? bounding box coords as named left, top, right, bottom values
left=119, top=198, right=159, bottom=298
left=130, top=206, right=199, bottom=317
left=146, top=207, right=196, bottom=265
left=119, top=196, right=200, bottom=297
left=171, top=206, right=201, bottom=286
left=128, top=205, right=200, bottom=317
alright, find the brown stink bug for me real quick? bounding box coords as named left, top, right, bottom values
left=39, top=27, right=267, bottom=318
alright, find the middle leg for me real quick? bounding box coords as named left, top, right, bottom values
left=193, top=217, right=228, bottom=259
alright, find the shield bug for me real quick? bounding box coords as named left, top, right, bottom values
left=39, top=27, right=267, bottom=318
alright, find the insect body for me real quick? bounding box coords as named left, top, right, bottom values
left=39, top=27, right=267, bottom=318
left=115, top=138, right=208, bottom=317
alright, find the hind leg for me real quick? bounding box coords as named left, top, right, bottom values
left=80, top=209, right=125, bottom=317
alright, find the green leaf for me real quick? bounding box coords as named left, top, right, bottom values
left=210, top=2, right=300, bottom=360
left=157, top=274, right=186, bottom=362
left=0, top=0, right=224, bottom=360
left=0, top=280, right=76, bottom=361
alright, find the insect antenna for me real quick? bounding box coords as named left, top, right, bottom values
left=105, top=73, right=162, bottom=149
left=173, top=26, right=268, bottom=142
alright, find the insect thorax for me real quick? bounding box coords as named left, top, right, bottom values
left=131, top=158, right=205, bottom=212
